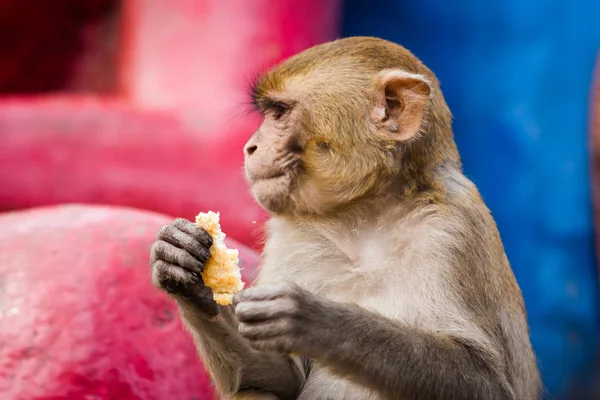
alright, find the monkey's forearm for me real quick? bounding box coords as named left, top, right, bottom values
left=177, top=300, right=303, bottom=400
left=309, top=301, right=515, bottom=400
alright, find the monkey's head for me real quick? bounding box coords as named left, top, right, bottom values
left=244, top=36, right=459, bottom=217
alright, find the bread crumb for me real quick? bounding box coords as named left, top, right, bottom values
left=195, top=211, right=245, bottom=305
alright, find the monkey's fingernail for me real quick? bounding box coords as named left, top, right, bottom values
left=189, top=271, right=201, bottom=282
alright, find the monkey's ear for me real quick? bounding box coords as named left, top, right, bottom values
left=372, top=70, right=431, bottom=141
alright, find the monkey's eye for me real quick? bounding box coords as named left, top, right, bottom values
left=270, top=102, right=290, bottom=120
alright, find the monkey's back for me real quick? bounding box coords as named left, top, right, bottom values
left=442, top=166, right=542, bottom=399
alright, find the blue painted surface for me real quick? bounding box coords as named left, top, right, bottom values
left=341, top=0, right=600, bottom=396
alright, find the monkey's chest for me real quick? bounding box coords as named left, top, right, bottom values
left=266, top=239, right=394, bottom=303
left=298, top=366, right=384, bottom=400
left=284, top=255, right=382, bottom=302
left=305, top=245, right=394, bottom=298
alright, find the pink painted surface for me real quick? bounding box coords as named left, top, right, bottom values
left=0, top=2, right=342, bottom=397
left=0, top=204, right=260, bottom=399
left=0, top=1, right=343, bottom=250
left=0, top=96, right=267, bottom=250
left=120, top=0, right=343, bottom=132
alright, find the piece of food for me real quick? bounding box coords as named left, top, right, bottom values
left=195, top=211, right=245, bottom=305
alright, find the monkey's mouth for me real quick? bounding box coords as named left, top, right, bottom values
left=248, top=171, right=293, bottom=214
left=246, top=170, right=287, bottom=183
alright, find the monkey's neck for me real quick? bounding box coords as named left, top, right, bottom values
left=283, top=164, right=455, bottom=261
left=313, top=226, right=361, bottom=265
left=296, top=194, right=402, bottom=264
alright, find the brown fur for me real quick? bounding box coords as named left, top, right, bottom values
left=150, top=36, right=541, bottom=400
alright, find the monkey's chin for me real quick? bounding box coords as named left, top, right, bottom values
left=250, top=176, right=292, bottom=215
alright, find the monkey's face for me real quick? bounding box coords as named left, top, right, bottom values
left=243, top=92, right=394, bottom=216
left=243, top=101, right=305, bottom=215
left=244, top=38, right=445, bottom=216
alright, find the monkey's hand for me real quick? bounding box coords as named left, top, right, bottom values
left=150, top=218, right=220, bottom=317
left=233, top=281, right=328, bottom=355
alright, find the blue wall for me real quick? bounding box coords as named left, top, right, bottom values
left=341, top=0, right=600, bottom=396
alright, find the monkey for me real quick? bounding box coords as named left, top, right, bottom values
left=150, top=36, right=542, bottom=400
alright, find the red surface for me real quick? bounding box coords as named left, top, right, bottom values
left=0, top=1, right=343, bottom=251
left=120, top=0, right=343, bottom=131
left=0, top=0, right=118, bottom=94
left=0, top=96, right=267, bottom=250
left=0, top=204, right=261, bottom=399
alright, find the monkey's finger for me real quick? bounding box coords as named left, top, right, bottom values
left=152, top=259, right=199, bottom=289
left=151, top=240, right=204, bottom=275
left=152, top=261, right=220, bottom=316
left=238, top=319, right=294, bottom=341
left=235, top=298, right=298, bottom=322
left=158, top=224, right=211, bottom=263
left=247, top=337, right=293, bottom=354
left=234, top=283, right=293, bottom=303
left=172, top=218, right=213, bottom=248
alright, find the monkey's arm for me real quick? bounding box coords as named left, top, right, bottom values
left=234, top=283, right=515, bottom=400
left=177, top=299, right=304, bottom=400
left=305, top=302, right=513, bottom=400
left=150, top=218, right=303, bottom=398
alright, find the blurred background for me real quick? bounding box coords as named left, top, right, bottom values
left=0, top=0, right=599, bottom=398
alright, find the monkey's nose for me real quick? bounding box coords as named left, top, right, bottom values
left=245, top=144, right=258, bottom=156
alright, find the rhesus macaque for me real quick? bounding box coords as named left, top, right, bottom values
left=150, top=37, right=541, bottom=400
